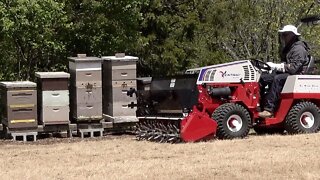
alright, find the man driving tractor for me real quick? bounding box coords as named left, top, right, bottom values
left=259, top=25, right=311, bottom=118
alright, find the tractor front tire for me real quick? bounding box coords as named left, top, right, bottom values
left=212, top=103, right=251, bottom=139
left=285, top=101, right=320, bottom=134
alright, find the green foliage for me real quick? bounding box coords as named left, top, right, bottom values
left=0, top=0, right=69, bottom=80
left=136, top=0, right=207, bottom=76
left=63, top=0, right=142, bottom=56
left=202, top=0, right=320, bottom=63
left=0, top=0, right=319, bottom=79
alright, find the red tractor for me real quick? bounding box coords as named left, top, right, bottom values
left=136, top=10, right=320, bottom=143
left=136, top=59, right=320, bottom=142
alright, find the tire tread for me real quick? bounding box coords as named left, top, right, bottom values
left=212, top=103, right=251, bottom=139
left=285, top=101, right=320, bottom=134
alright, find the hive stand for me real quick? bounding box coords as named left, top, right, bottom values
left=77, top=122, right=104, bottom=138
left=37, top=124, right=77, bottom=138
left=4, top=126, right=38, bottom=142
left=76, top=120, right=113, bottom=138
left=11, top=132, right=38, bottom=142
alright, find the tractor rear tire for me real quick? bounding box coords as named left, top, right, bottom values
left=212, top=103, right=251, bottom=139
left=285, top=101, right=320, bottom=134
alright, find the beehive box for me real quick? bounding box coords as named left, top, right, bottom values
left=102, top=54, right=138, bottom=122
left=68, top=54, right=103, bottom=121
left=36, top=72, right=70, bottom=125
left=102, top=54, right=138, bottom=86
left=103, top=80, right=137, bottom=117
left=0, top=81, right=38, bottom=130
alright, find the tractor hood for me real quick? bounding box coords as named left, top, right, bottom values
left=197, top=60, right=259, bottom=85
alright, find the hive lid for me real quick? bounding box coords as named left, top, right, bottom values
left=68, top=54, right=102, bottom=62
left=101, top=53, right=138, bottom=61
left=0, top=81, right=37, bottom=88
left=35, top=72, right=70, bottom=79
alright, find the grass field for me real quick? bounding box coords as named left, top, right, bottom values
left=1, top=133, right=320, bottom=180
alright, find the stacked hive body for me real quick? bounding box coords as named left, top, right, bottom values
left=68, top=54, right=103, bottom=122
left=36, top=72, right=70, bottom=125
left=0, top=81, right=38, bottom=130
left=102, top=54, right=138, bottom=123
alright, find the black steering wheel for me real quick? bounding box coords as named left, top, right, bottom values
left=250, top=59, right=271, bottom=71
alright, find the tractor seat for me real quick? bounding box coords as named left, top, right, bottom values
left=303, top=56, right=316, bottom=75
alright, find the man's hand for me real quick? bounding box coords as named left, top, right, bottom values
left=266, top=62, right=285, bottom=72
left=266, top=62, right=276, bottom=70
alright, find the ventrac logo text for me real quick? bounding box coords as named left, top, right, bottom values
left=219, top=71, right=240, bottom=78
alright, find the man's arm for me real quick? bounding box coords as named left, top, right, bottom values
left=284, top=45, right=309, bottom=75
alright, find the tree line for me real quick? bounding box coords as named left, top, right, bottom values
left=0, top=0, right=319, bottom=80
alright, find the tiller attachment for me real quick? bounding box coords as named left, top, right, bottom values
left=136, top=119, right=181, bottom=143
left=180, top=107, right=217, bottom=142
left=136, top=107, right=217, bottom=143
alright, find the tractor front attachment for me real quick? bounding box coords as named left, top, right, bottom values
left=180, top=107, right=217, bottom=142
left=135, top=74, right=204, bottom=143
left=136, top=117, right=181, bottom=143
left=136, top=107, right=218, bottom=143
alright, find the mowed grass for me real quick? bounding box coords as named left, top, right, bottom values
left=1, top=133, right=320, bottom=180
